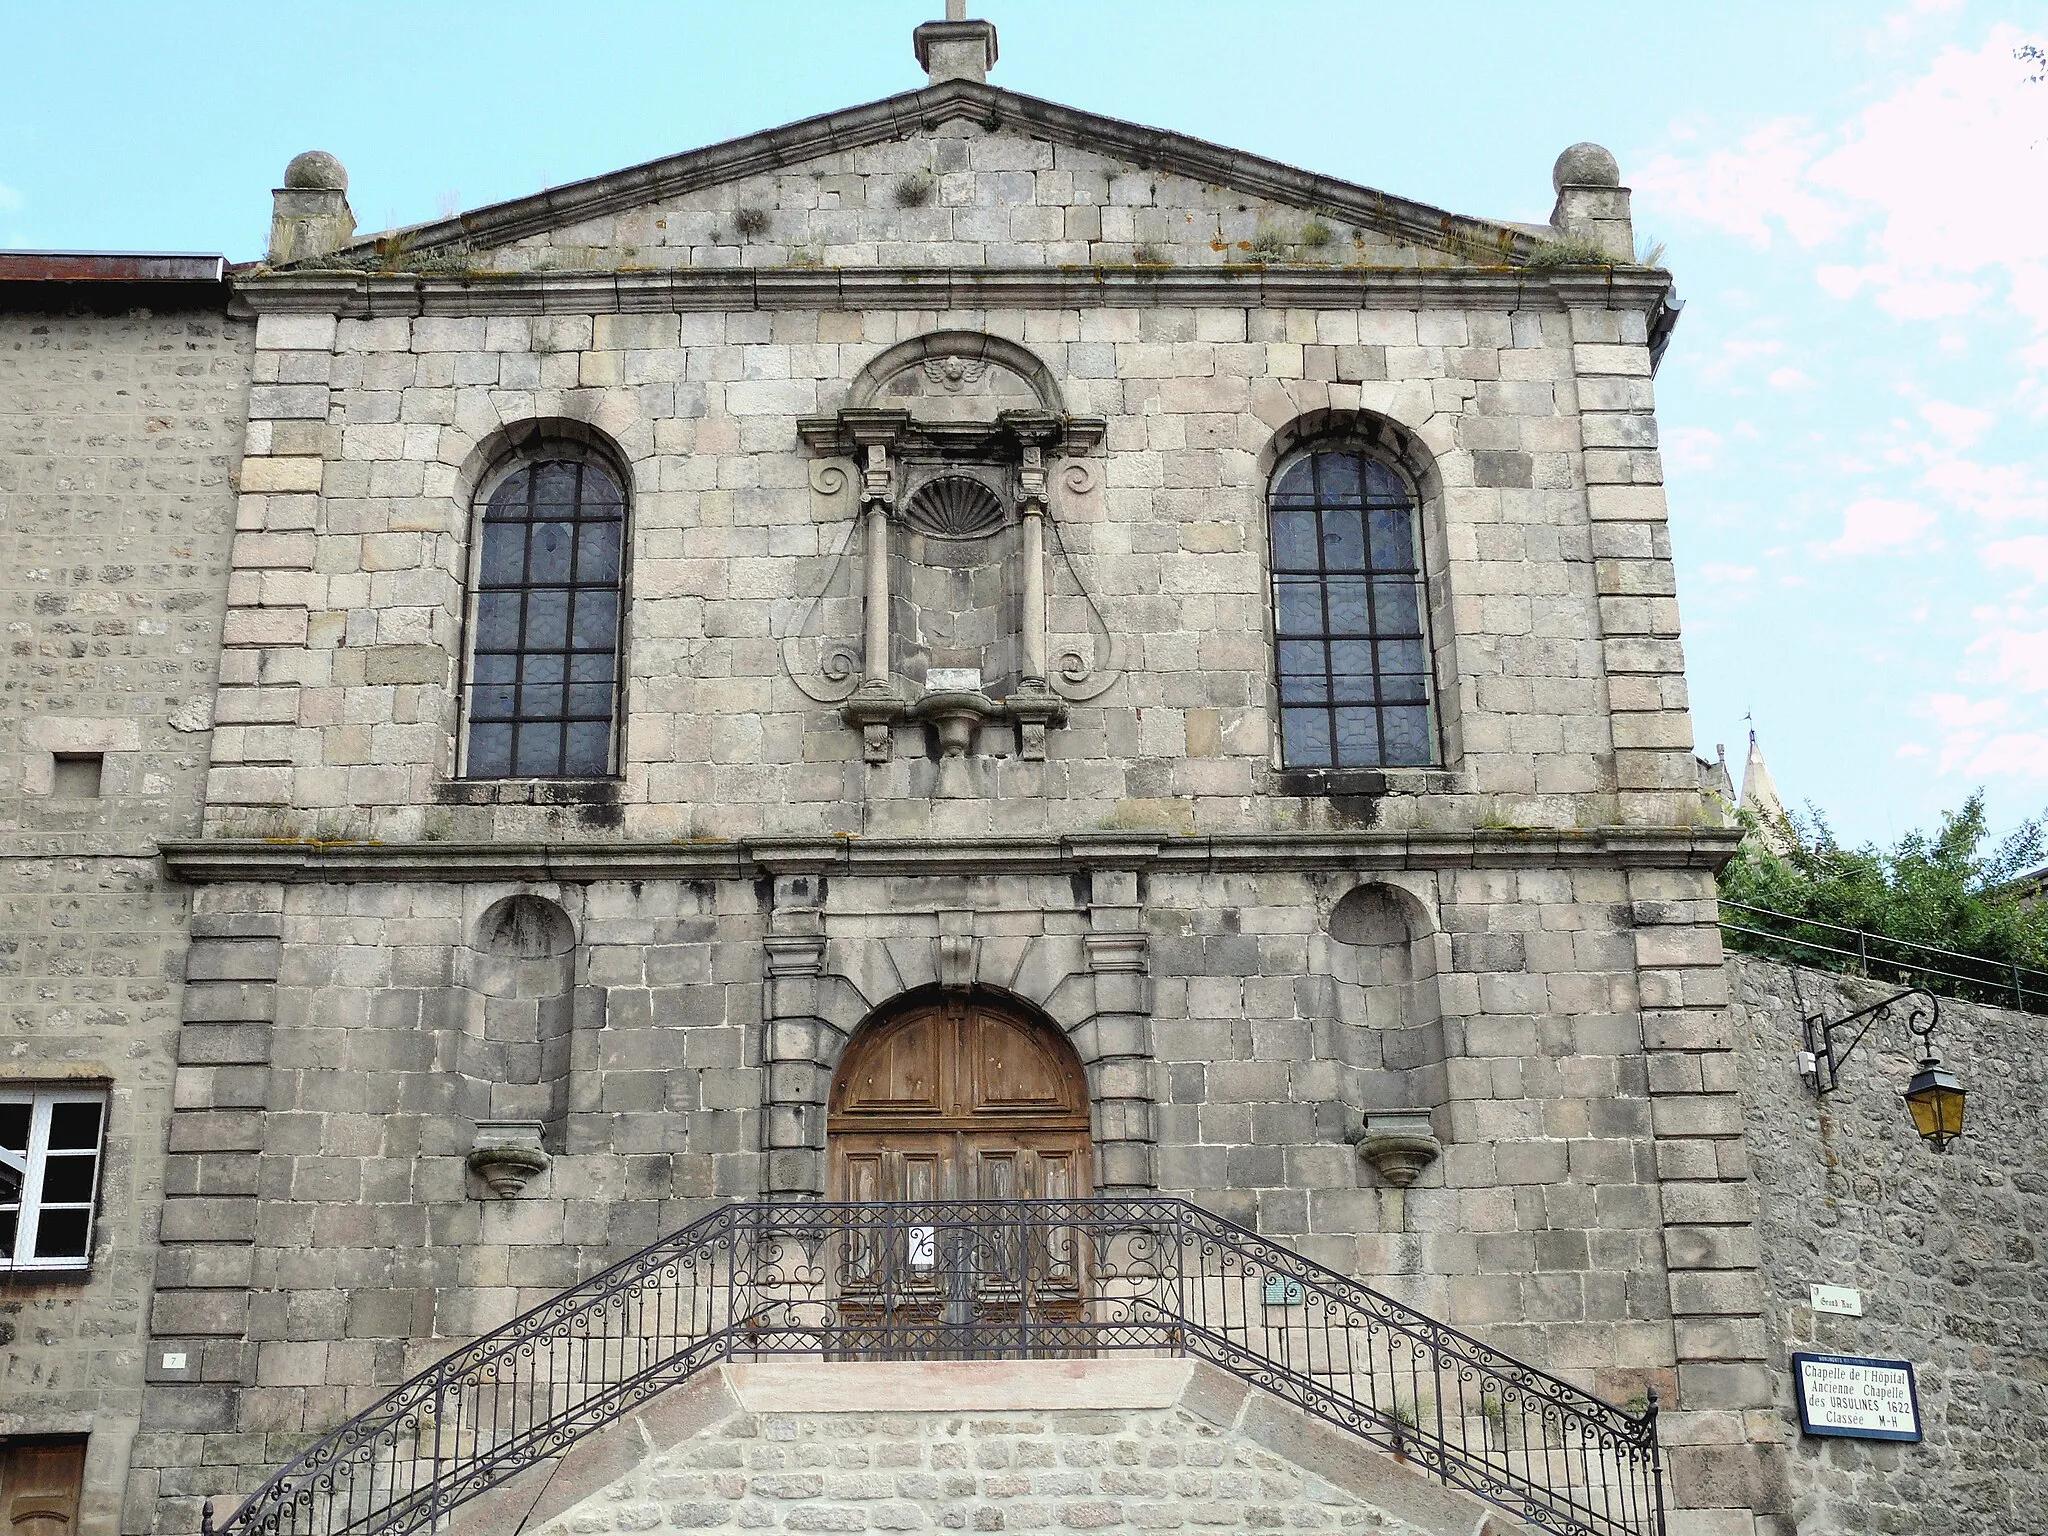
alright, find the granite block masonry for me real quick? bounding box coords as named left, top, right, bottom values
left=0, top=12, right=1903, bottom=1536
left=0, top=268, right=250, bottom=1536
left=135, top=74, right=1771, bottom=1528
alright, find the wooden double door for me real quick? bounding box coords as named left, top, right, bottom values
left=828, top=993, right=1093, bottom=1203
left=827, top=994, right=1093, bottom=1347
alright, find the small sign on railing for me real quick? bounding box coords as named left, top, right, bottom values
left=1792, top=1352, right=1921, bottom=1441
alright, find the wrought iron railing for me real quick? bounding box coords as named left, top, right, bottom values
left=1720, top=899, right=2048, bottom=1013
left=210, top=1198, right=1666, bottom=1536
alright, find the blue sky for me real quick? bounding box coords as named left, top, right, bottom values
left=4, top=1, right=2043, bottom=848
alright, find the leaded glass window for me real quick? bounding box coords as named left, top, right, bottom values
left=1269, top=447, right=1437, bottom=768
left=463, top=458, right=626, bottom=778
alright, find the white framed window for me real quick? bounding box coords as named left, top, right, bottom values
left=0, top=1087, right=108, bottom=1273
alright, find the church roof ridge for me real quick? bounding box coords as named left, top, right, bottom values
left=269, top=79, right=1552, bottom=273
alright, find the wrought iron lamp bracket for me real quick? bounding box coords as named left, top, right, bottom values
left=1800, top=986, right=1940, bottom=1096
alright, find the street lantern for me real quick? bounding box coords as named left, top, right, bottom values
left=1902, top=1056, right=1967, bottom=1151
left=1797, top=987, right=1967, bottom=1153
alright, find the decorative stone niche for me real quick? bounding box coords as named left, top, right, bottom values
left=456, top=893, right=576, bottom=1190
left=788, top=332, right=1115, bottom=791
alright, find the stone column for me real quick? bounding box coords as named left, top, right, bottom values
left=1548, top=142, right=1634, bottom=262
left=841, top=438, right=905, bottom=763
left=1080, top=866, right=1156, bottom=1194
left=1020, top=502, right=1047, bottom=682
left=1636, top=867, right=1791, bottom=1529
left=1007, top=432, right=1065, bottom=760
left=761, top=874, right=830, bottom=1200
left=137, top=884, right=284, bottom=1501
left=1567, top=285, right=1699, bottom=826
left=862, top=465, right=890, bottom=687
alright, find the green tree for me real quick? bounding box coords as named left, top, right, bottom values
left=1718, top=793, right=2048, bottom=995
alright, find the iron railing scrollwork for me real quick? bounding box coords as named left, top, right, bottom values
left=210, top=1199, right=1666, bottom=1536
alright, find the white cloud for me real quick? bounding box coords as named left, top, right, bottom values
left=1767, top=367, right=1813, bottom=390
left=1814, top=497, right=1937, bottom=556
left=1700, top=562, right=1759, bottom=583
left=1881, top=0, right=1965, bottom=47
left=1917, top=399, right=1996, bottom=446
left=1968, top=627, right=2048, bottom=692
left=1633, top=120, right=1850, bottom=250
left=1946, top=729, right=2048, bottom=778
left=1637, top=29, right=2048, bottom=371
left=1985, top=535, right=2048, bottom=582
left=1664, top=426, right=1723, bottom=474
left=1918, top=454, right=2048, bottom=522
left=0, top=183, right=22, bottom=213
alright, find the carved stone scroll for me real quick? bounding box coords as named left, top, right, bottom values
left=779, top=460, right=864, bottom=703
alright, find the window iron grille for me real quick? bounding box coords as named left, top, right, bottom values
left=1269, top=447, right=1438, bottom=769
left=462, top=458, right=626, bottom=780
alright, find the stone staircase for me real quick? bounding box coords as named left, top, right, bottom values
left=204, top=1199, right=1665, bottom=1536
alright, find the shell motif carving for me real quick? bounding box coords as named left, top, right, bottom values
left=903, top=475, right=1005, bottom=539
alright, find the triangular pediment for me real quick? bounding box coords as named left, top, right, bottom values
left=281, top=81, right=1546, bottom=275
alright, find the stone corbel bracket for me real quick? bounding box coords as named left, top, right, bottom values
left=467, top=1120, right=551, bottom=1198
left=1350, top=1110, right=1442, bottom=1188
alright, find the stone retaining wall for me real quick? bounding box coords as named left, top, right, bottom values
left=1733, top=955, right=2048, bottom=1536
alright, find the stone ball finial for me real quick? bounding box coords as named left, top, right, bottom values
left=284, top=150, right=348, bottom=192
left=1552, top=142, right=1621, bottom=191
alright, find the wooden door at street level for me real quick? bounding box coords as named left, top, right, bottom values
left=828, top=993, right=1093, bottom=1345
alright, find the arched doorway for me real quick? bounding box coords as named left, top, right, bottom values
left=828, top=990, right=1092, bottom=1203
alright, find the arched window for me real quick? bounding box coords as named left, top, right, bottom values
left=462, top=455, right=626, bottom=778
left=1268, top=445, right=1437, bottom=768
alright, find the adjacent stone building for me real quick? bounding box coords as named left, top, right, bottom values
left=0, top=254, right=250, bottom=1536
left=4, top=13, right=2036, bottom=1536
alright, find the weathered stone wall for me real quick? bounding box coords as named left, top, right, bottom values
left=156, top=109, right=1758, bottom=1534
left=0, top=300, right=250, bottom=1536
left=1734, top=956, right=2048, bottom=1536
left=439, top=1358, right=1535, bottom=1536
left=139, top=854, right=1757, bottom=1526
left=206, top=275, right=1695, bottom=838
left=483, top=122, right=1486, bottom=273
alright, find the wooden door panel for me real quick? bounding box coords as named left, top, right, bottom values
left=830, top=997, right=1095, bottom=1254
left=2, top=1443, right=86, bottom=1536
left=970, top=1011, right=1083, bottom=1115
left=834, top=1010, right=947, bottom=1116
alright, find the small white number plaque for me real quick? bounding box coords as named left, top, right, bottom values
left=1792, top=1353, right=1921, bottom=1441
left=161, top=1352, right=188, bottom=1370
left=1808, top=1283, right=1863, bottom=1316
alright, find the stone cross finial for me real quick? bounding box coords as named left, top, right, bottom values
left=915, top=5, right=997, bottom=84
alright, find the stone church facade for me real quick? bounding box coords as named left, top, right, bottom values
left=26, top=13, right=2028, bottom=1536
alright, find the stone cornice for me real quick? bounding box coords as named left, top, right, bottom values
left=229, top=265, right=1674, bottom=318
left=159, top=827, right=1743, bottom=884
left=257, top=81, right=1546, bottom=273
